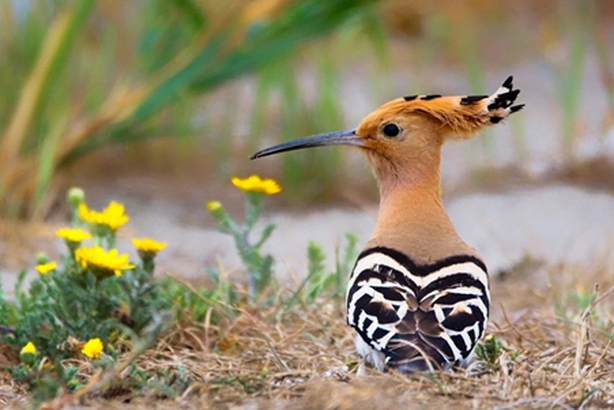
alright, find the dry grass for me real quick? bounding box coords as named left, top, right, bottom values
left=3, top=263, right=614, bottom=409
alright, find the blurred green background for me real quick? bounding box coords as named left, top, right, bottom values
left=0, top=0, right=612, bottom=220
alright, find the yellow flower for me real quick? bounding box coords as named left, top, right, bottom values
left=78, top=201, right=129, bottom=232
left=75, top=246, right=134, bottom=279
left=206, top=201, right=222, bottom=212
left=20, top=341, right=37, bottom=355
left=35, top=262, right=56, bottom=275
left=131, top=238, right=167, bottom=255
left=56, top=228, right=92, bottom=243
left=81, top=338, right=104, bottom=359
left=231, top=175, right=281, bottom=195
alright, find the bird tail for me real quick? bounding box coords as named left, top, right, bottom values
left=399, top=76, right=524, bottom=137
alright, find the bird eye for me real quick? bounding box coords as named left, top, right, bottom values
left=382, top=123, right=401, bottom=138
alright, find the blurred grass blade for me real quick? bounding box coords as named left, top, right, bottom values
left=33, top=115, right=67, bottom=217
left=554, top=0, right=591, bottom=158
left=170, top=0, right=206, bottom=29
left=0, top=0, right=94, bottom=175
left=190, top=0, right=375, bottom=91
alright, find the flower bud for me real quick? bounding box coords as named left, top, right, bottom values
left=35, top=252, right=49, bottom=265
left=67, top=187, right=86, bottom=208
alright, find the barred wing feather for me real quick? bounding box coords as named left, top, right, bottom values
left=346, top=247, right=490, bottom=373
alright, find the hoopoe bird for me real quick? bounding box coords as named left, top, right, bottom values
left=251, top=77, right=523, bottom=373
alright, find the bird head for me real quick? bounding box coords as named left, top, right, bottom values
left=251, top=76, right=523, bottom=189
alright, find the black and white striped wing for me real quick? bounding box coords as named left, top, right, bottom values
left=346, top=246, right=490, bottom=372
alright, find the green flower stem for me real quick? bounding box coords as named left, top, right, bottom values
left=245, top=193, right=264, bottom=230
left=208, top=204, right=233, bottom=233
left=105, top=232, right=116, bottom=250
left=230, top=228, right=258, bottom=298
left=89, top=224, right=116, bottom=249
left=140, top=255, right=156, bottom=276
left=208, top=193, right=276, bottom=299
left=19, top=352, right=39, bottom=368
left=64, top=245, right=81, bottom=277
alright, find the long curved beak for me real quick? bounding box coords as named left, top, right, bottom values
left=250, top=128, right=363, bottom=159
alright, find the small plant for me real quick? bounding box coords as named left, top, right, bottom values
left=475, top=334, right=504, bottom=371
left=0, top=187, right=171, bottom=402
left=207, top=175, right=281, bottom=300
left=552, top=283, right=610, bottom=331
left=305, top=233, right=359, bottom=302
left=161, top=273, right=239, bottom=326
left=285, top=233, right=359, bottom=310
left=8, top=342, right=83, bottom=403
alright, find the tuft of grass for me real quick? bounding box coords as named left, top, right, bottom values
left=285, top=233, right=359, bottom=311
left=594, top=13, right=614, bottom=139
left=548, top=0, right=594, bottom=159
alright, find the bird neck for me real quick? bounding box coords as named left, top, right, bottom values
left=368, top=166, right=477, bottom=265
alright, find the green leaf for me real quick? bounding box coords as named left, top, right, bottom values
left=170, top=0, right=206, bottom=29
left=255, top=224, right=276, bottom=249
left=307, top=241, right=326, bottom=279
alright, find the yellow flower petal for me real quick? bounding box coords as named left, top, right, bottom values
left=35, top=262, right=57, bottom=275
left=78, top=203, right=93, bottom=222
left=78, top=201, right=129, bottom=231
left=81, top=338, right=104, bottom=359
left=20, top=341, right=37, bottom=355
left=56, top=228, right=92, bottom=243
left=75, top=246, right=134, bottom=280
left=231, top=175, right=281, bottom=195
left=131, top=238, right=167, bottom=254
